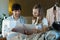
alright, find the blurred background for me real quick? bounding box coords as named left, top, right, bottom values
left=0, top=0, right=60, bottom=33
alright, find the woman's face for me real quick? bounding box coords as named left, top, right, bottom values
left=32, top=9, right=39, bottom=17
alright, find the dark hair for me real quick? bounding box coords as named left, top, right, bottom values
left=12, top=3, right=21, bottom=11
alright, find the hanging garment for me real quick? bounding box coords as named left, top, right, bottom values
left=46, top=6, right=60, bottom=26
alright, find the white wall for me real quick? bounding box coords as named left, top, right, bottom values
left=0, top=0, right=9, bottom=18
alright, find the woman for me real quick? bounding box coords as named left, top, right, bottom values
left=32, top=4, right=48, bottom=33
left=24, top=4, right=49, bottom=40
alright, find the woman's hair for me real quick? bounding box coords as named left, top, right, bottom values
left=32, top=4, right=44, bottom=24
left=33, top=3, right=44, bottom=17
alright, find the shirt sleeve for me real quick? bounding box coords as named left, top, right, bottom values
left=2, top=20, right=10, bottom=37
left=2, top=20, right=6, bottom=37
left=20, top=16, right=27, bottom=24
left=42, top=18, right=48, bottom=27
left=23, top=17, right=27, bottom=24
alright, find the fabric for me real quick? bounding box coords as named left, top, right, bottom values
left=46, top=6, right=60, bottom=26
left=45, top=30, right=60, bottom=40
left=42, top=18, right=48, bottom=26
left=2, top=15, right=26, bottom=40
left=10, top=33, right=45, bottom=40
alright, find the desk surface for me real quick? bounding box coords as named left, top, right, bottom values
left=0, top=37, right=6, bottom=40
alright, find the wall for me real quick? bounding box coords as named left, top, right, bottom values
left=0, top=0, right=9, bottom=18
left=0, top=0, right=9, bottom=33
left=9, top=0, right=60, bottom=16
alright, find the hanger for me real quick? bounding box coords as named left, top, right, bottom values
left=54, top=2, right=59, bottom=7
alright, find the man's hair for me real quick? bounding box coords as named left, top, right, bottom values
left=12, top=3, right=21, bottom=11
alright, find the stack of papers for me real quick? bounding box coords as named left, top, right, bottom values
left=14, top=24, right=36, bottom=34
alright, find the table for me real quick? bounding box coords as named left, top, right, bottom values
left=0, top=37, right=6, bottom=40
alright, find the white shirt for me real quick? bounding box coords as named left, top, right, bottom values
left=2, top=15, right=26, bottom=37
left=32, top=18, right=48, bottom=30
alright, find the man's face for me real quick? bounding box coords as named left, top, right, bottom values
left=12, top=10, right=21, bottom=17
left=32, top=9, right=39, bottom=17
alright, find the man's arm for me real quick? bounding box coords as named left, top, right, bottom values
left=2, top=20, right=8, bottom=37
left=2, top=20, right=5, bottom=37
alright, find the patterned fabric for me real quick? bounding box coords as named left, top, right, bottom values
left=45, top=30, right=60, bottom=40
left=10, top=33, right=45, bottom=40
left=45, top=31, right=56, bottom=40
left=8, top=30, right=60, bottom=40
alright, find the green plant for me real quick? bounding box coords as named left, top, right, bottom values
left=3, top=13, right=6, bottom=16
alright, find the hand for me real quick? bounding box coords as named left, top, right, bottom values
left=12, top=28, right=16, bottom=32
left=42, top=27, right=48, bottom=33
left=32, top=28, right=37, bottom=33
left=24, top=29, right=28, bottom=34
left=24, top=29, right=33, bottom=35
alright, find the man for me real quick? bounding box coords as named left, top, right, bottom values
left=32, top=4, right=48, bottom=33
left=2, top=3, right=26, bottom=40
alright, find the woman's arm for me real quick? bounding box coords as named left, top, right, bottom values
left=42, top=18, right=49, bottom=32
